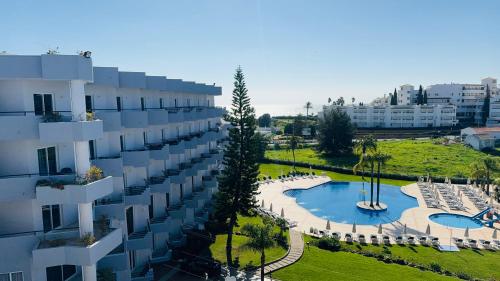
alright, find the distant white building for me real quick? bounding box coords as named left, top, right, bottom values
left=397, top=84, right=419, bottom=105
left=424, top=78, right=497, bottom=125
left=461, top=127, right=500, bottom=151
left=320, top=104, right=457, bottom=128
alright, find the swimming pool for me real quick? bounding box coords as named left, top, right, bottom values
left=283, top=181, right=418, bottom=225
left=429, top=213, right=483, bottom=229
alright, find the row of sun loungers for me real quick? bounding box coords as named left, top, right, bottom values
left=417, top=183, right=441, bottom=208
left=457, top=185, right=489, bottom=210
left=310, top=229, right=500, bottom=250
left=256, top=207, right=298, bottom=227
left=435, top=183, right=466, bottom=211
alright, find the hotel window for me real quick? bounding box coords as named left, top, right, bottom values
left=45, top=265, right=76, bottom=281
left=141, top=97, right=145, bottom=111
left=89, top=140, right=96, bottom=160
left=0, top=272, right=23, bottom=281
left=116, top=97, right=122, bottom=111
left=42, top=204, right=61, bottom=232
left=159, top=98, right=163, bottom=109
left=33, top=94, right=53, bottom=116
left=37, top=147, right=57, bottom=176
left=85, top=95, right=93, bottom=113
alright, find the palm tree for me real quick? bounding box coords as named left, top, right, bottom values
left=374, top=152, right=392, bottom=206
left=470, top=161, right=486, bottom=188
left=241, top=223, right=276, bottom=281
left=493, top=178, right=500, bottom=203
left=482, top=157, right=499, bottom=195
left=304, top=101, right=312, bottom=119
left=365, top=154, right=376, bottom=207
left=353, top=135, right=377, bottom=182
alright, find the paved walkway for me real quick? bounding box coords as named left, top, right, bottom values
left=257, top=229, right=304, bottom=276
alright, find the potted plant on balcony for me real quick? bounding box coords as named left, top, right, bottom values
left=81, top=233, right=96, bottom=246
left=81, top=166, right=104, bottom=184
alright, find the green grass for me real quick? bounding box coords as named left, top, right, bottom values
left=259, top=163, right=412, bottom=186
left=208, top=215, right=289, bottom=268
left=273, top=237, right=457, bottom=281
left=265, top=139, right=498, bottom=178
left=340, top=240, right=500, bottom=280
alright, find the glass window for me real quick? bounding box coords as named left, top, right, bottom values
left=0, top=273, right=10, bottom=281
left=10, top=272, right=23, bottom=281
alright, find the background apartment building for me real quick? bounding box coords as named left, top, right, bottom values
left=0, top=54, right=226, bottom=281
left=321, top=104, right=457, bottom=128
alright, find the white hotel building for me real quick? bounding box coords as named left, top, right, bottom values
left=0, top=54, right=226, bottom=281
left=321, top=104, right=457, bottom=128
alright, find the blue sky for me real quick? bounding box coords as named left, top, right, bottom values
left=1, top=0, right=499, bottom=115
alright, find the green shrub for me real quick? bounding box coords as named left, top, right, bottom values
left=456, top=272, right=472, bottom=280
left=315, top=236, right=341, bottom=251
left=429, top=262, right=442, bottom=273
left=81, top=233, right=96, bottom=246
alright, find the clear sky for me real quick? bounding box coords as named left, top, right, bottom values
left=1, top=0, right=499, bottom=116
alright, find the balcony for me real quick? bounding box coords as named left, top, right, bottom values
left=94, top=198, right=125, bottom=220
left=121, top=110, right=148, bottom=128
left=124, top=186, right=150, bottom=205
left=36, top=176, right=113, bottom=205
left=122, top=149, right=149, bottom=167
left=180, top=162, right=196, bottom=177
left=183, top=194, right=196, bottom=209
left=182, top=108, right=196, bottom=122
left=167, top=109, right=184, bottom=123
left=168, top=204, right=186, bottom=220
left=203, top=176, right=217, bottom=190
left=169, top=231, right=187, bottom=248
left=150, top=215, right=171, bottom=233
left=148, top=176, right=171, bottom=193
left=131, top=263, right=154, bottom=281
left=148, top=109, right=169, bottom=125
left=94, top=111, right=121, bottom=132
left=183, top=136, right=199, bottom=150
left=39, top=119, right=103, bottom=143
left=32, top=224, right=122, bottom=268
left=0, top=114, right=38, bottom=140
left=201, top=153, right=217, bottom=165
left=165, top=139, right=185, bottom=155
left=92, top=156, right=123, bottom=177
left=0, top=174, right=42, bottom=202
left=194, top=107, right=207, bottom=120
left=97, top=244, right=129, bottom=271
left=151, top=246, right=172, bottom=264
left=166, top=169, right=185, bottom=185
left=126, top=228, right=153, bottom=251
left=147, top=143, right=169, bottom=160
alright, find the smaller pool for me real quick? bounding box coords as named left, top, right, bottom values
left=429, top=213, right=483, bottom=229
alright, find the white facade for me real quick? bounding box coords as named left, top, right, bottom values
left=0, top=54, right=225, bottom=281
left=397, top=84, right=418, bottom=105
left=321, top=104, right=457, bottom=128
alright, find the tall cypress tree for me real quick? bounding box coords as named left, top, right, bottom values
left=417, top=85, right=423, bottom=105
left=392, top=88, right=398, bottom=105
left=214, top=67, right=260, bottom=267
left=423, top=90, right=428, bottom=104
left=482, top=85, right=491, bottom=125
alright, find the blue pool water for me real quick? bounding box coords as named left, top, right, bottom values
left=283, top=181, right=418, bottom=225
left=429, top=213, right=483, bottom=229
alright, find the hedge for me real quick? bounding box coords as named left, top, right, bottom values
left=261, top=158, right=468, bottom=184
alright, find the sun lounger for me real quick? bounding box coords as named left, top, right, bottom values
left=407, top=236, right=416, bottom=245
left=345, top=233, right=353, bottom=243
left=468, top=239, right=479, bottom=249
left=370, top=234, right=379, bottom=245
left=332, top=232, right=341, bottom=240
left=395, top=236, right=404, bottom=245
left=431, top=237, right=440, bottom=247
left=382, top=235, right=391, bottom=245
left=479, top=240, right=492, bottom=250
left=453, top=237, right=465, bottom=248
left=358, top=234, right=366, bottom=244
left=419, top=236, right=428, bottom=246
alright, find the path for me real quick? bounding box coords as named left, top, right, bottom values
left=258, top=229, right=304, bottom=276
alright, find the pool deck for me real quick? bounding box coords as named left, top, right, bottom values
left=257, top=176, right=499, bottom=247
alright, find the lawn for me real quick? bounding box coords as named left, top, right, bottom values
left=265, top=139, right=498, bottom=178
left=208, top=215, right=289, bottom=269
left=259, top=163, right=412, bottom=187
left=272, top=239, right=456, bottom=281
left=340, top=240, right=500, bottom=280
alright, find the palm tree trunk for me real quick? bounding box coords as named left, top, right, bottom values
left=370, top=163, right=374, bottom=207
left=261, top=250, right=266, bottom=281
left=376, top=161, right=381, bottom=206
left=292, top=147, right=296, bottom=171
left=226, top=214, right=237, bottom=267
left=486, top=170, right=490, bottom=195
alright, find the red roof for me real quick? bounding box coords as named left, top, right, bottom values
left=472, top=127, right=500, bottom=134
